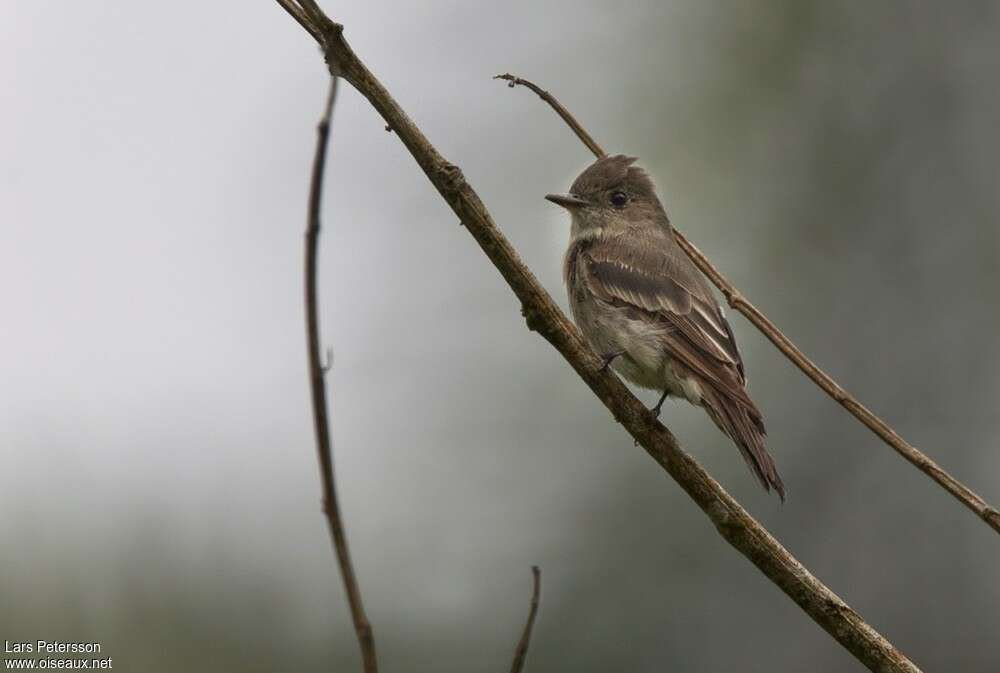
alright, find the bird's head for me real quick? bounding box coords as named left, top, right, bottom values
left=546, top=155, right=667, bottom=239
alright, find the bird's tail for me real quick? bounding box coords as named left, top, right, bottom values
left=700, top=389, right=785, bottom=500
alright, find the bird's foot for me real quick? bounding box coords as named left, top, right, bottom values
left=650, top=389, right=670, bottom=418
left=598, top=350, right=624, bottom=373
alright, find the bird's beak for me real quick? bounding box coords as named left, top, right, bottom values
left=545, top=193, right=588, bottom=209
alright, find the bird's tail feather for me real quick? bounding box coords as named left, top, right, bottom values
left=701, top=389, right=785, bottom=500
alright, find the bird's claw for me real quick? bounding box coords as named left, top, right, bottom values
left=598, top=351, right=624, bottom=373
left=650, top=389, right=670, bottom=418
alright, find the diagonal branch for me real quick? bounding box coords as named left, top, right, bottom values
left=304, top=75, right=378, bottom=673
left=494, top=73, right=1000, bottom=536
left=508, top=566, right=541, bottom=673
left=276, top=5, right=922, bottom=671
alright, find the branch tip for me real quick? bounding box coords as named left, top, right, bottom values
left=509, top=566, right=542, bottom=673
left=494, top=72, right=605, bottom=157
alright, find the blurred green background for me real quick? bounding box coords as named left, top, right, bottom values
left=3, top=2, right=999, bottom=671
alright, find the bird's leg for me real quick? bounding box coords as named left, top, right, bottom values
left=650, top=389, right=670, bottom=418
left=598, top=350, right=625, bottom=372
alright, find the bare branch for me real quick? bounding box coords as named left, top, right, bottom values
left=508, top=566, right=541, bottom=673
left=494, top=74, right=604, bottom=158
left=304, top=75, right=378, bottom=673
left=497, top=72, right=1000, bottom=536
left=277, top=8, right=922, bottom=672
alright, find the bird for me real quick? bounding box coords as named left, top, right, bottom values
left=546, top=154, right=784, bottom=499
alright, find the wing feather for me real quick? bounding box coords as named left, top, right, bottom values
left=581, top=231, right=758, bottom=418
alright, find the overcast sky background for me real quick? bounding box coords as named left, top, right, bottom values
left=3, top=2, right=1000, bottom=671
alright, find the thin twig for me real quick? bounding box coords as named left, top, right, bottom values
left=276, top=8, right=921, bottom=671
left=304, top=75, right=378, bottom=673
left=508, top=566, right=541, bottom=673
left=496, top=72, right=1000, bottom=536
left=494, top=74, right=604, bottom=158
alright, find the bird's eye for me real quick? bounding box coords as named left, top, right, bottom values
left=610, top=191, right=628, bottom=207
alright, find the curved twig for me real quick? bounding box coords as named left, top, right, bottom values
left=508, top=566, right=541, bottom=673
left=494, top=74, right=604, bottom=158
left=305, top=76, right=379, bottom=673
left=495, top=72, right=1000, bottom=536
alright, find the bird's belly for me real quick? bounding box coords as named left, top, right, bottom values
left=614, top=350, right=701, bottom=406
left=573, top=298, right=667, bottom=387
left=571, top=295, right=703, bottom=404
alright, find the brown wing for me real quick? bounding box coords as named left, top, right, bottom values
left=581, top=230, right=758, bottom=417
left=580, top=229, right=783, bottom=497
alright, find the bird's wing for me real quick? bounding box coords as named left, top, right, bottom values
left=581, top=229, right=781, bottom=497
left=581, top=229, right=757, bottom=412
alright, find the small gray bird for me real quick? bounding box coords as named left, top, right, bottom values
left=547, top=155, right=784, bottom=498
